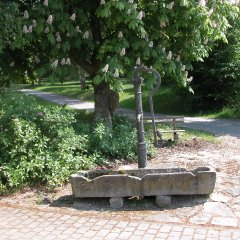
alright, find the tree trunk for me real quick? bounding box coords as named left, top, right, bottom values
left=94, top=81, right=119, bottom=123
left=77, top=65, right=88, bottom=89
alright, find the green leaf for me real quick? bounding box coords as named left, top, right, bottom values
left=47, top=32, right=55, bottom=45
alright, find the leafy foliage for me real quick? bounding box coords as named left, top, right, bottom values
left=191, top=21, right=240, bottom=111
left=0, top=89, right=155, bottom=193
left=0, top=1, right=239, bottom=90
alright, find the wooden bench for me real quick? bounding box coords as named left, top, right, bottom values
left=144, top=115, right=185, bottom=146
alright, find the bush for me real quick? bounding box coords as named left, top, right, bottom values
left=0, top=89, right=155, bottom=193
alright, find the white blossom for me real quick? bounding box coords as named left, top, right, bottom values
left=162, top=47, right=166, bottom=52
left=102, top=64, right=109, bottom=73
left=70, top=13, right=76, bottom=21
left=181, top=65, right=186, bottom=71
left=66, top=58, right=71, bottom=65
left=75, top=26, right=81, bottom=33
left=23, top=10, right=29, bottom=19
left=208, top=8, right=214, bottom=16
left=160, top=21, right=166, bottom=28
left=100, top=0, right=105, bottom=5
left=120, top=48, right=126, bottom=56
left=32, top=19, right=37, bottom=28
left=198, top=0, right=206, bottom=7
left=229, top=0, right=240, bottom=4
left=83, top=31, right=90, bottom=39
left=43, top=0, right=48, bottom=6
left=133, top=4, right=137, bottom=9
left=118, top=31, right=123, bottom=38
left=47, top=15, right=53, bottom=25
left=34, top=56, right=40, bottom=64
left=9, top=61, right=15, bottom=67
left=56, top=32, right=61, bottom=42
left=211, top=21, right=217, bottom=28
left=128, top=0, right=133, bottom=3
left=136, top=57, right=141, bottom=65
left=137, top=11, right=143, bottom=20
left=51, top=59, right=58, bottom=68
left=44, top=26, right=49, bottom=33
left=127, top=9, right=131, bottom=15
left=176, top=55, right=181, bottom=62
left=187, top=76, right=193, bottom=83
left=113, top=68, right=119, bottom=78
left=204, top=38, right=208, bottom=44
left=61, top=58, right=66, bottom=65
left=167, top=51, right=172, bottom=60
left=166, top=2, right=174, bottom=9
left=148, top=41, right=153, bottom=48
left=28, top=25, right=33, bottom=33
left=23, top=25, right=28, bottom=34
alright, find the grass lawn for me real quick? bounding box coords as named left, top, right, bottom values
left=21, top=80, right=240, bottom=119
left=27, top=80, right=193, bottom=115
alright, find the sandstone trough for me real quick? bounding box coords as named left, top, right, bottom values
left=71, top=167, right=216, bottom=208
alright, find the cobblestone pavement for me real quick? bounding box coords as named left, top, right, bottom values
left=0, top=205, right=239, bottom=240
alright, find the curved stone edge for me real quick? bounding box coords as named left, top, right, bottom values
left=71, top=167, right=216, bottom=198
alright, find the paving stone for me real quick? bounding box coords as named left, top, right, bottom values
left=225, top=186, right=240, bottom=197
left=203, top=202, right=235, bottom=217
left=194, top=234, right=206, bottom=240
left=137, top=223, right=150, bottom=231
left=211, top=216, right=239, bottom=227
left=0, top=205, right=239, bottom=240
left=118, top=231, right=133, bottom=239
left=142, top=233, right=155, bottom=240
left=210, top=193, right=231, bottom=203
left=189, top=213, right=211, bottom=225
left=232, top=231, right=240, bottom=240
left=105, top=232, right=119, bottom=240
left=146, top=212, right=181, bottom=223
left=183, top=227, right=195, bottom=235
left=133, top=229, right=145, bottom=236
left=129, top=236, right=142, bottom=240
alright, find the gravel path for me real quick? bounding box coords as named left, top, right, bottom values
left=21, top=89, right=240, bottom=137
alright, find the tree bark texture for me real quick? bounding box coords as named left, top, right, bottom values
left=94, top=82, right=119, bottom=123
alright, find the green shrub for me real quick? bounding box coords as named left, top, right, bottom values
left=0, top=89, right=155, bottom=193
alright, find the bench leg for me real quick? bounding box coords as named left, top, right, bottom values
left=156, top=130, right=163, bottom=147
left=174, top=132, right=179, bottom=142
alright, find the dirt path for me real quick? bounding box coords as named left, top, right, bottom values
left=21, top=89, right=240, bottom=137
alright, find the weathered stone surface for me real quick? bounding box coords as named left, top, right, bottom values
left=146, top=212, right=181, bottom=223
left=189, top=213, right=211, bottom=225
left=211, top=216, right=238, bottom=227
left=156, top=196, right=171, bottom=208
left=71, top=167, right=216, bottom=198
left=210, top=193, right=231, bottom=203
left=203, top=202, right=235, bottom=217
left=109, top=197, right=124, bottom=209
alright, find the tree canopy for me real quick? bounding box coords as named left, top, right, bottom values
left=0, top=0, right=239, bottom=120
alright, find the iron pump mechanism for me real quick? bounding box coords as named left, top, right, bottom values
left=132, top=66, right=161, bottom=169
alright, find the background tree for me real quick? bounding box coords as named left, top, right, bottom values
left=191, top=20, right=240, bottom=111
left=1, top=0, right=239, bottom=121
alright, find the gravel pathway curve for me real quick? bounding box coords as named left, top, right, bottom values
left=21, top=89, right=240, bottom=137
